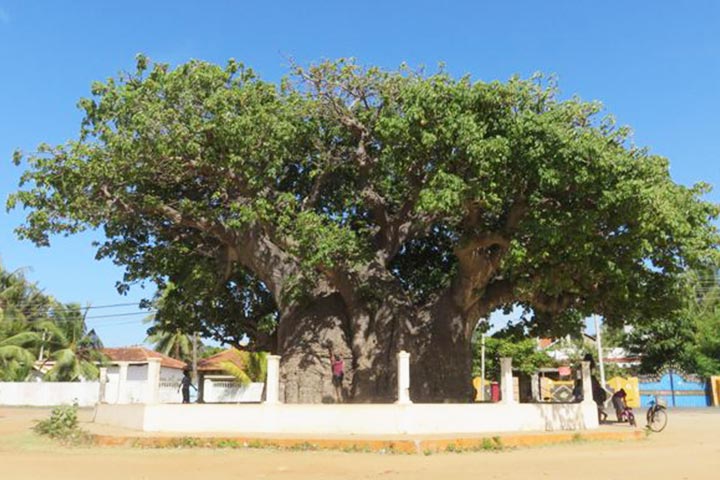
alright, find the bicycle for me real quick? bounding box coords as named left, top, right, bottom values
left=646, top=397, right=668, bottom=432
left=611, top=389, right=636, bottom=427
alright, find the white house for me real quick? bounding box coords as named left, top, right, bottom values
left=101, top=347, right=187, bottom=404
left=0, top=346, right=187, bottom=406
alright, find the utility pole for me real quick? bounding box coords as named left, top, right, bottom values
left=192, top=331, right=198, bottom=382
left=594, top=314, right=606, bottom=387
left=38, top=330, right=47, bottom=361
left=480, top=333, right=486, bottom=401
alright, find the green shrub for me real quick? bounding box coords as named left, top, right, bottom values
left=33, top=404, right=91, bottom=445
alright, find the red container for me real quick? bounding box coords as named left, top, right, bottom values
left=491, top=382, right=500, bottom=402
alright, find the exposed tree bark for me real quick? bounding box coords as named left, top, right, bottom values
left=410, top=302, right=476, bottom=403
left=277, top=290, right=352, bottom=403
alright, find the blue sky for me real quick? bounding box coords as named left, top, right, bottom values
left=1, top=1, right=718, bottom=346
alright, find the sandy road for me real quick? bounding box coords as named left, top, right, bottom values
left=1, top=407, right=718, bottom=480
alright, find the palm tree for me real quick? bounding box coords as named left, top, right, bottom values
left=0, top=263, right=43, bottom=380
left=0, top=331, right=38, bottom=381
left=145, top=327, right=194, bottom=362
left=143, top=286, right=197, bottom=363
left=0, top=262, right=106, bottom=381
left=37, top=303, right=106, bottom=382
left=219, top=351, right=268, bottom=387
left=0, top=264, right=54, bottom=324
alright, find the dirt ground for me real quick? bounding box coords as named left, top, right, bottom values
left=1, top=407, right=719, bottom=480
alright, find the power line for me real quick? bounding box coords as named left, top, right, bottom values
left=0, top=301, right=147, bottom=315
left=93, top=318, right=150, bottom=327
left=1, top=310, right=156, bottom=324
left=85, top=311, right=157, bottom=320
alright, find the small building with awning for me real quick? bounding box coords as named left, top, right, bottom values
left=197, top=348, right=264, bottom=403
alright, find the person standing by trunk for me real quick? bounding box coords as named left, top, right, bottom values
left=328, top=346, right=344, bottom=403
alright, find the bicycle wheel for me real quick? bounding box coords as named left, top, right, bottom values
left=647, top=407, right=668, bottom=432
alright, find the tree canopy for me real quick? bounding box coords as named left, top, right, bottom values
left=624, top=266, right=720, bottom=376
left=9, top=56, right=719, bottom=401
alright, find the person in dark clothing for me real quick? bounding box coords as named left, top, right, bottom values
left=592, top=375, right=608, bottom=422
left=584, top=353, right=608, bottom=422
left=178, top=369, right=196, bottom=404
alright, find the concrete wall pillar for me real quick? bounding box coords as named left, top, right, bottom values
left=396, top=350, right=412, bottom=404
left=264, top=355, right=281, bottom=404
left=530, top=373, right=540, bottom=402
left=145, top=358, right=161, bottom=404
left=581, top=361, right=594, bottom=405
left=500, top=357, right=515, bottom=404
left=98, top=367, right=108, bottom=404
left=117, top=362, right=129, bottom=404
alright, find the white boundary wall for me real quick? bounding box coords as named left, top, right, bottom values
left=0, top=382, right=100, bottom=407
left=0, top=380, right=261, bottom=406
left=94, top=402, right=599, bottom=434
left=203, top=380, right=264, bottom=403
left=0, top=363, right=187, bottom=406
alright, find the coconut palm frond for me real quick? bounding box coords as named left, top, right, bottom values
left=146, top=329, right=193, bottom=361
left=44, top=348, right=81, bottom=381
left=0, top=359, right=31, bottom=381
left=246, top=352, right=268, bottom=382
left=0, top=344, right=36, bottom=364
left=77, top=359, right=100, bottom=380
left=0, top=331, right=40, bottom=348
left=32, top=320, right=66, bottom=340
left=218, top=360, right=252, bottom=387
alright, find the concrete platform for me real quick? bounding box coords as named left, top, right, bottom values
left=92, top=401, right=599, bottom=437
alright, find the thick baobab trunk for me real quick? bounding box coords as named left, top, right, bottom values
left=410, top=299, right=475, bottom=403
left=278, top=264, right=484, bottom=403
left=275, top=285, right=475, bottom=404
left=276, top=292, right=404, bottom=404
left=277, top=292, right=351, bottom=403
left=347, top=306, right=403, bottom=403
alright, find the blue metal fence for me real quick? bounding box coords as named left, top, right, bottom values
left=638, top=370, right=710, bottom=408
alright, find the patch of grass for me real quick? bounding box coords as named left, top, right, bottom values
left=463, top=437, right=503, bottom=452
left=341, top=443, right=372, bottom=453
left=288, top=441, right=318, bottom=451
left=177, top=437, right=200, bottom=448
left=216, top=439, right=241, bottom=448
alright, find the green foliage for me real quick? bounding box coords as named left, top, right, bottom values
left=143, top=291, right=195, bottom=363
left=199, top=346, right=225, bottom=359
left=687, top=268, right=720, bottom=376
left=219, top=351, right=268, bottom=386
left=36, top=303, right=106, bottom=382
left=1, top=261, right=106, bottom=382
left=8, top=56, right=719, bottom=358
left=472, top=330, right=555, bottom=381
left=624, top=266, right=720, bottom=376
left=33, top=404, right=91, bottom=444
left=147, top=274, right=277, bottom=352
